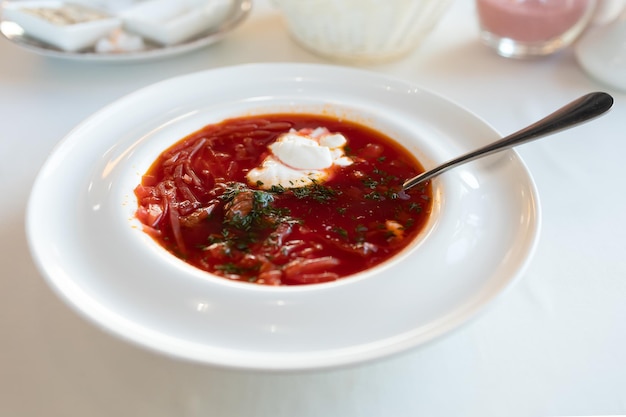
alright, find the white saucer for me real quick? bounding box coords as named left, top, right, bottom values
left=0, top=0, right=251, bottom=62
left=576, top=12, right=626, bottom=92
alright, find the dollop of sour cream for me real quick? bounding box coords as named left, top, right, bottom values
left=247, top=127, right=353, bottom=189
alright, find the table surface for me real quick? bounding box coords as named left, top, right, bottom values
left=1, top=1, right=625, bottom=416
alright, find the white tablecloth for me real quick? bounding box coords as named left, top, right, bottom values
left=1, top=1, right=625, bottom=416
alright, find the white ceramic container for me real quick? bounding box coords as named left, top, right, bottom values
left=271, top=0, right=453, bottom=62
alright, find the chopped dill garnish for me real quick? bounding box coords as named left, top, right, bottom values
left=215, top=262, right=260, bottom=275
left=213, top=182, right=297, bottom=251
left=408, top=202, right=422, bottom=213
left=215, top=262, right=244, bottom=274
left=290, top=180, right=340, bottom=203
left=362, top=178, right=379, bottom=189
left=355, top=224, right=368, bottom=234
left=364, top=191, right=383, bottom=201
left=224, top=189, right=288, bottom=232
left=269, top=184, right=286, bottom=194
left=219, top=182, right=252, bottom=202
left=333, top=227, right=349, bottom=239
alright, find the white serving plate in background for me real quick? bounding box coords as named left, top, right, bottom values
left=0, top=0, right=251, bottom=61
left=2, top=1, right=121, bottom=51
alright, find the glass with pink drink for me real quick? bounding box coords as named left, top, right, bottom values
left=476, top=0, right=597, bottom=58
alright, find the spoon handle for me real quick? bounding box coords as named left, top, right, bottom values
left=402, top=92, right=614, bottom=191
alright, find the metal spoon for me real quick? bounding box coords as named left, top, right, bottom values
left=402, top=92, right=614, bottom=191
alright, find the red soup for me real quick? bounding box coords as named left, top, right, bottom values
left=134, top=114, right=432, bottom=285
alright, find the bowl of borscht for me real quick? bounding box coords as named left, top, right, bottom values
left=26, top=63, right=540, bottom=371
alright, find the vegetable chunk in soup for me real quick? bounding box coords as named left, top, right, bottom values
left=134, top=114, right=432, bottom=285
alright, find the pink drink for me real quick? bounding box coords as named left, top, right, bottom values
left=477, top=0, right=593, bottom=42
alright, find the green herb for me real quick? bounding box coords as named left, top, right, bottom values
left=364, top=191, right=383, bottom=201
left=408, top=202, right=422, bottom=213
left=291, top=180, right=340, bottom=203
left=214, top=182, right=297, bottom=252
left=370, top=167, right=398, bottom=186
left=219, top=182, right=246, bottom=202
left=333, top=227, right=349, bottom=239
left=222, top=186, right=286, bottom=232
left=372, top=168, right=385, bottom=176
left=215, top=262, right=260, bottom=275
left=362, top=178, right=379, bottom=189
left=355, top=224, right=368, bottom=242
left=385, top=230, right=398, bottom=239
left=269, top=184, right=286, bottom=194
left=215, top=262, right=245, bottom=274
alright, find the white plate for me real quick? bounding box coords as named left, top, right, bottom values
left=0, top=0, right=251, bottom=62
left=26, top=63, right=540, bottom=371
